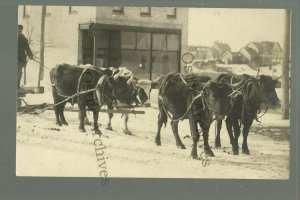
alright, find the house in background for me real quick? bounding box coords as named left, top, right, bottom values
left=212, top=41, right=231, bottom=59
left=239, top=47, right=259, bottom=67
left=188, top=45, right=219, bottom=60
left=246, top=41, right=283, bottom=66
left=221, top=51, right=246, bottom=64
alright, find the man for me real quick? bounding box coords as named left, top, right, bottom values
left=18, top=24, right=33, bottom=89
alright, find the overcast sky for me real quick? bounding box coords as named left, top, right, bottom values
left=188, top=8, right=286, bottom=51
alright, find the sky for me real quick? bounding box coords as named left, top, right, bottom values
left=188, top=8, right=286, bottom=51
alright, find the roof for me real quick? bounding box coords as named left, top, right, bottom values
left=249, top=41, right=282, bottom=55
left=213, top=42, right=231, bottom=53
left=241, top=47, right=257, bottom=57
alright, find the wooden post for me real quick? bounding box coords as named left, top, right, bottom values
left=38, top=5, right=46, bottom=87
left=281, top=9, right=291, bottom=119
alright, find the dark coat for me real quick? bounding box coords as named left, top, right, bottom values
left=18, top=33, right=33, bottom=63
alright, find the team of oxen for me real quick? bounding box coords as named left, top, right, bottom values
left=50, top=63, right=280, bottom=159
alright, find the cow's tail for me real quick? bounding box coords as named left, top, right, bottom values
left=158, top=100, right=168, bottom=128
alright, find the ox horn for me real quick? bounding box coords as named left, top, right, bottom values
left=123, top=71, right=133, bottom=79
left=113, top=68, right=123, bottom=80
left=228, top=80, right=243, bottom=90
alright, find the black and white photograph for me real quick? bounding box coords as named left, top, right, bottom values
left=16, top=6, right=290, bottom=179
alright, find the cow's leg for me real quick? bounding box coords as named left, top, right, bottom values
left=215, top=120, right=222, bottom=148
left=123, top=113, right=132, bottom=135
left=155, top=102, right=167, bottom=146
left=92, top=107, right=101, bottom=135
left=232, top=117, right=241, bottom=149
left=105, top=103, right=113, bottom=131
left=189, top=118, right=200, bottom=159
left=58, top=102, right=68, bottom=126
left=241, top=117, right=254, bottom=155
left=201, top=125, right=214, bottom=157
left=52, top=86, right=62, bottom=126
left=78, top=102, right=87, bottom=133
left=225, top=116, right=239, bottom=155
left=171, top=120, right=185, bottom=149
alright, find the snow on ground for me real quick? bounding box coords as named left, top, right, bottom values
left=16, top=88, right=290, bottom=179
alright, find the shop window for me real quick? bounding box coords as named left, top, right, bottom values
left=121, top=31, right=136, bottom=49
left=137, top=32, right=151, bottom=50
left=152, top=33, right=166, bottom=50
left=167, top=34, right=180, bottom=51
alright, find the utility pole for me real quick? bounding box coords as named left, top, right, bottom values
left=281, top=9, right=291, bottom=119
left=38, top=5, right=46, bottom=87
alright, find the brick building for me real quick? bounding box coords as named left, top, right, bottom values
left=18, top=6, right=189, bottom=81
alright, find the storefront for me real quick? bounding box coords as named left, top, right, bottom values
left=80, top=23, right=181, bottom=79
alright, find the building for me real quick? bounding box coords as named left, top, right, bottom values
left=240, top=47, right=259, bottom=67
left=221, top=51, right=245, bottom=64
left=188, top=45, right=218, bottom=60
left=246, top=41, right=283, bottom=66
left=18, top=5, right=189, bottom=81
left=212, top=41, right=231, bottom=59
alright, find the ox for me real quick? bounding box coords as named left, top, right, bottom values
left=50, top=63, right=133, bottom=134
left=154, top=73, right=239, bottom=158
left=215, top=73, right=281, bottom=155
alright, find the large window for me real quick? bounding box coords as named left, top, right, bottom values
left=121, top=31, right=136, bottom=49
left=152, top=34, right=167, bottom=50
left=137, top=33, right=151, bottom=50
left=167, top=34, right=180, bottom=51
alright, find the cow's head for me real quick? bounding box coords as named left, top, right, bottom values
left=131, top=79, right=149, bottom=105
left=258, top=75, right=281, bottom=108
left=106, top=69, right=133, bottom=105
left=201, top=81, right=237, bottom=120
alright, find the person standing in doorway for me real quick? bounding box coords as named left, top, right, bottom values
left=18, top=24, right=33, bottom=90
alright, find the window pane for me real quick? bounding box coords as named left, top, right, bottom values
left=121, top=50, right=151, bottom=79
left=96, top=31, right=109, bottom=49
left=110, top=31, right=120, bottom=49
left=152, top=51, right=178, bottom=76
left=152, top=33, right=166, bottom=50
left=137, top=32, right=150, bottom=50
left=121, top=31, right=136, bottom=49
left=167, top=34, right=179, bottom=51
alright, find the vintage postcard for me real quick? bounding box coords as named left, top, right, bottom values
left=16, top=6, right=290, bottom=180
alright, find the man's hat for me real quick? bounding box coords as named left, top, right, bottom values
left=18, top=25, right=23, bottom=29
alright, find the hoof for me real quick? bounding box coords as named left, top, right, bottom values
left=232, top=150, right=239, bottom=155
left=79, top=128, right=86, bottom=133
left=155, top=139, right=161, bottom=146
left=215, top=142, right=221, bottom=149
left=242, top=149, right=250, bottom=155
left=94, top=129, right=102, bottom=135
left=205, top=149, right=215, bottom=157
left=105, top=126, right=113, bottom=131
left=191, top=152, right=198, bottom=159
left=61, top=121, right=68, bottom=126
left=123, top=129, right=132, bottom=135
left=176, top=144, right=186, bottom=149
left=56, top=122, right=62, bottom=126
